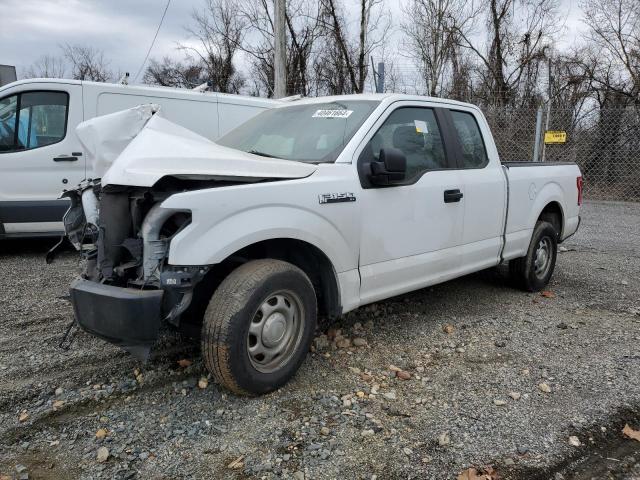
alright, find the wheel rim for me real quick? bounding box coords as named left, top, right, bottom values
left=247, top=290, right=304, bottom=374
left=533, top=236, right=553, bottom=278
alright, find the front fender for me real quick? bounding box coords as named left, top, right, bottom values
left=161, top=200, right=357, bottom=274
left=158, top=167, right=361, bottom=273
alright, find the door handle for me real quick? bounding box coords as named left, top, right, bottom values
left=53, top=155, right=78, bottom=162
left=444, top=189, right=463, bottom=203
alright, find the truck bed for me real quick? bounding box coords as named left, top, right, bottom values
left=501, top=161, right=582, bottom=261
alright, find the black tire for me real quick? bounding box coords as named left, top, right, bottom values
left=509, top=221, right=558, bottom=292
left=201, top=259, right=317, bottom=395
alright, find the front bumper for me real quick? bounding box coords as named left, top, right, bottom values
left=70, top=278, right=164, bottom=360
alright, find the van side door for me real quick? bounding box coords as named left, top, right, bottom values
left=0, top=82, right=84, bottom=235
left=356, top=102, right=465, bottom=304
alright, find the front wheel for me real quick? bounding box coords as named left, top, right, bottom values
left=509, top=221, right=558, bottom=292
left=201, top=259, right=317, bottom=395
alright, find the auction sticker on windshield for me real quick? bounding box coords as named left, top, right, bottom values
left=312, top=109, right=353, bottom=118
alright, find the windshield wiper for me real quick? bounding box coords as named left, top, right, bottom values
left=247, top=149, right=281, bottom=159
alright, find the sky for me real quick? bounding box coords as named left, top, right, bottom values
left=0, top=0, right=201, bottom=79
left=0, top=0, right=588, bottom=83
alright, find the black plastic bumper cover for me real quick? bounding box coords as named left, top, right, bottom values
left=70, top=279, right=163, bottom=358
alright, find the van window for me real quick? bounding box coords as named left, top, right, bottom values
left=0, top=91, right=69, bottom=153
left=0, top=95, right=18, bottom=152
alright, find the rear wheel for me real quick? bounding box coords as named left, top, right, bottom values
left=201, top=259, right=317, bottom=395
left=509, top=221, right=558, bottom=291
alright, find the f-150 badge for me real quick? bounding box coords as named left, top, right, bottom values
left=318, top=193, right=356, bottom=204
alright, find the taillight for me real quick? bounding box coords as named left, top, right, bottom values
left=576, top=176, right=583, bottom=206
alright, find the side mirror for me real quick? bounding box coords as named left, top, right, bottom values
left=369, top=147, right=406, bottom=186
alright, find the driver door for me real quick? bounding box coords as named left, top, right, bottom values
left=356, top=103, right=465, bottom=304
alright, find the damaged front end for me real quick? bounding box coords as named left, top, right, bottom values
left=61, top=105, right=316, bottom=360
left=64, top=181, right=207, bottom=360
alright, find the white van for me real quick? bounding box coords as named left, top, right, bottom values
left=0, top=79, right=279, bottom=238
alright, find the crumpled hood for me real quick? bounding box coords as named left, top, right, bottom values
left=76, top=104, right=160, bottom=180
left=98, top=110, right=316, bottom=187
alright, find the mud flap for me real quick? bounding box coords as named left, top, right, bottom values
left=70, top=278, right=163, bottom=361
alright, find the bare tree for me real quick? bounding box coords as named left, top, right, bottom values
left=143, top=56, right=204, bottom=88
left=401, top=0, right=473, bottom=97
left=181, top=0, right=246, bottom=93
left=233, top=0, right=323, bottom=97
left=61, top=44, right=112, bottom=82
left=23, top=54, right=66, bottom=79
left=455, top=0, right=560, bottom=106
left=580, top=0, right=640, bottom=104
left=315, top=0, right=391, bottom=94
left=448, top=40, right=475, bottom=101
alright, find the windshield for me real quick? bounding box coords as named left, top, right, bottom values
left=216, top=100, right=379, bottom=163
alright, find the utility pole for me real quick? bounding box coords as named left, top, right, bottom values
left=376, top=62, right=385, bottom=93
left=541, top=57, right=552, bottom=162
left=274, top=0, right=286, bottom=98
left=371, top=58, right=385, bottom=93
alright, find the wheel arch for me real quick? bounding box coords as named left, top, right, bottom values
left=526, top=181, right=566, bottom=240
left=536, top=200, right=565, bottom=240
left=195, top=238, right=342, bottom=321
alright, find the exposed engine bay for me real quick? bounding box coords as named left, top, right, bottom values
left=63, top=179, right=206, bottom=328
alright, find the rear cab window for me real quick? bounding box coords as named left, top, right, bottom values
left=449, top=110, right=489, bottom=168
left=0, top=91, right=69, bottom=153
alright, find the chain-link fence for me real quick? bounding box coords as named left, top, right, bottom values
left=482, top=107, right=640, bottom=202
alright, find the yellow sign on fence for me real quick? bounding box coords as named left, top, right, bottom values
left=544, top=130, right=567, bottom=144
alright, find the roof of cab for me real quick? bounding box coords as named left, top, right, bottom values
left=285, top=93, right=481, bottom=111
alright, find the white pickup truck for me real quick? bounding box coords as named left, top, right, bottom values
left=64, top=94, right=582, bottom=395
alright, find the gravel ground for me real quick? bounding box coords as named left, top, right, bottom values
left=1, top=200, right=639, bottom=480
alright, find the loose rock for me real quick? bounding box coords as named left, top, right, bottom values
left=539, top=383, right=552, bottom=393
left=568, top=436, right=581, bottom=447
left=313, top=335, right=330, bottom=351
left=438, top=432, right=451, bottom=446
left=96, top=446, right=109, bottom=463
left=352, top=337, right=367, bottom=347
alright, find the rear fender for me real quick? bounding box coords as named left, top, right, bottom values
left=528, top=182, right=565, bottom=236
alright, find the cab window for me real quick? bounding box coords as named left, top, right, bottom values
left=450, top=110, right=488, bottom=168
left=0, top=91, right=69, bottom=153
left=362, top=107, right=449, bottom=181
